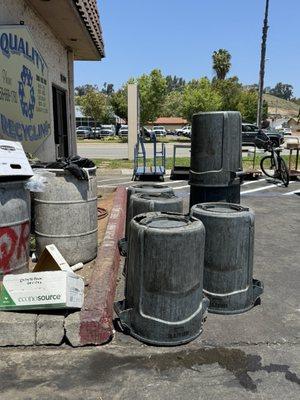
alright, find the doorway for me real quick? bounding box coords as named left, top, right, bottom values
left=52, top=86, right=68, bottom=158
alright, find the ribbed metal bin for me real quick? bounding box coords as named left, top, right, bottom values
left=125, top=184, right=174, bottom=238
left=127, top=192, right=183, bottom=235
left=191, top=203, right=263, bottom=314
left=115, top=212, right=209, bottom=346
left=189, top=111, right=242, bottom=207
left=0, top=181, right=30, bottom=276
left=34, top=168, right=98, bottom=265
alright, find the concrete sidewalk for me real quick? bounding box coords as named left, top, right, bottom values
left=0, top=343, right=299, bottom=400
left=0, top=187, right=127, bottom=347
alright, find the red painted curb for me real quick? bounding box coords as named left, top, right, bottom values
left=79, top=186, right=126, bottom=345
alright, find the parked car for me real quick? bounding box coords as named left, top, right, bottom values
left=141, top=127, right=153, bottom=139
left=242, top=123, right=284, bottom=147
left=282, top=128, right=292, bottom=135
left=76, top=126, right=94, bottom=139
left=174, top=127, right=183, bottom=136
left=152, top=126, right=167, bottom=137
left=181, top=125, right=192, bottom=138
left=92, top=126, right=102, bottom=138
left=175, top=125, right=191, bottom=137
left=118, top=125, right=128, bottom=137
left=99, top=125, right=115, bottom=138
left=183, top=126, right=192, bottom=138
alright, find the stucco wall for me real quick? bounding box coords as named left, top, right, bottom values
left=0, top=0, right=75, bottom=161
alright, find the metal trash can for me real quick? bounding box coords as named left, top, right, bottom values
left=191, top=203, right=263, bottom=314
left=34, top=168, right=98, bottom=265
left=0, top=181, right=30, bottom=277
left=126, top=184, right=174, bottom=238
left=127, top=192, right=183, bottom=235
left=115, top=212, right=209, bottom=346
left=189, top=111, right=242, bottom=208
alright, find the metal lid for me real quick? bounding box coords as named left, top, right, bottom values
left=194, top=203, right=249, bottom=213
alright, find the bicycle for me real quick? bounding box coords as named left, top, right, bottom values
left=257, top=137, right=290, bottom=187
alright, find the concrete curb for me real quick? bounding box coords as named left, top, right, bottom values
left=66, top=186, right=126, bottom=346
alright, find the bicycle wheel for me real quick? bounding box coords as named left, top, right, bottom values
left=260, top=156, right=277, bottom=178
left=279, top=157, right=290, bottom=187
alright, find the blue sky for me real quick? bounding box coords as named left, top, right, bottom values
left=74, top=0, right=300, bottom=97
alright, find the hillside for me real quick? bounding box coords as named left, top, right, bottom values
left=263, top=94, right=299, bottom=117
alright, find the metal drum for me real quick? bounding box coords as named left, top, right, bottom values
left=34, top=168, right=97, bottom=265
left=115, top=212, right=209, bottom=346
left=125, top=183, right=174, bottom=238
left=191, top=203, right=263, bottom=314
left=189, top=111, right=242, bottom=207
left=0, top=181, right=30, bottom=276
left=127, top=192, right=183, bottom=235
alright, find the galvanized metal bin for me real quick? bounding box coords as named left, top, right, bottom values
left=125, top=184, right=174, bottom=238
left=0, top=181, right=30, bottom=276
left=34, top=168, right=98, bottom=265
left=127, top=192, right=183, bottom=235
left=191, top=203, right=263, bottom=314
left=189, top=111, right=242, bottom=207
left=115, top=212, right=209, bottom=346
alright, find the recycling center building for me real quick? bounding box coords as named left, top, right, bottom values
left=0, top=0, right=104, bottom=161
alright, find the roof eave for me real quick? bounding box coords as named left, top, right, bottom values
left=26, top=0, right=104, bottom=60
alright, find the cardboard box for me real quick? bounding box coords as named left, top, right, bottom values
left=0, top=245, right=84, bottom=311
left=32, top=244, right=74, bottom=273
left=0, top=271, right=84, bottom=311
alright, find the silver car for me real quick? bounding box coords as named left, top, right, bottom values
left=118, top=125, right=128, bottom=137
left=153, top=126, right=167, bottom=137
left=76, top=126, right=93, bottom=139
left=99, top=125, right=115, bottom=138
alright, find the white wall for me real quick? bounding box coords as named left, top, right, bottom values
left=0, top=0, right=75, bottom=161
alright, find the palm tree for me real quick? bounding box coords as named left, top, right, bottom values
left=212, top=49, right=232, bottom=80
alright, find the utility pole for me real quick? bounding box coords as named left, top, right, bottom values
left=257, top=0, right=270, bottom=128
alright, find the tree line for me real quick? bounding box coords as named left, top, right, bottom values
left=75, top=49, right=297, bottom=126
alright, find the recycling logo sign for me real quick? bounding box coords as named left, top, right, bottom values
left=0, top=26, right=51, bottom=154
left=19, top=65, right=36, bottom=120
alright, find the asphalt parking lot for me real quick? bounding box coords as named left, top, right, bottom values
left=96, top=172, right=300, bottom=201
left=0, top=175, right=299, bottom=400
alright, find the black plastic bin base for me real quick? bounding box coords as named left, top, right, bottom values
left=190, top=183, right=240, bottom=208
left=204, top=279, right=264, bottom=315
left=114, top=298, right=209, bottom=347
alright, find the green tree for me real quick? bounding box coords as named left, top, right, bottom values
left=79, top=89, right=110, bottom=128
left=110, top=87, right=128, bottom=121
left=101, top=104, right=115, bottom=124
left=212, top=76, right=242, bottom=110
left=135, top=69, right=167, bottom=124
left=212, top=49, right=232, bottom=80
left=75, top=84, right=98, bottom=96
left=165, top=75, right=186, bottom=93
left=182, top=77, right=222, bottom=121
left=270, top=82, right=294, bottom=100
left=237, top=90, right=268, bottom=123
left=101, top=82, right=114, bottom=95
left=161, top=91, right=184, bottom=117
